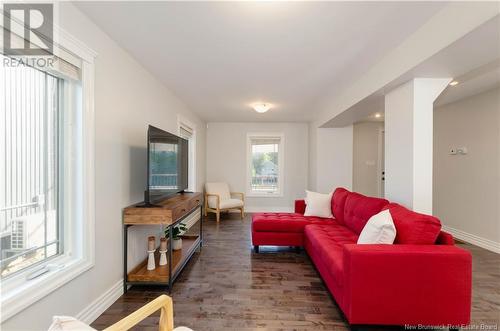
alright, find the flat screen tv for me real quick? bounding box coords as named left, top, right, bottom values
left=145, top=125, right=188, bottom=205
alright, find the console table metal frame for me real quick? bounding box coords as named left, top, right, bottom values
left=122, top=196, right=202, bottom=293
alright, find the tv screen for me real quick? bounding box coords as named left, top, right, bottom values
left=146, top=125, right=188, bottom=204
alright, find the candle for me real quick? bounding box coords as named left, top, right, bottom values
left=160, top=237, right=167, bottom=251
left=148, top=236, right=155, bottom=251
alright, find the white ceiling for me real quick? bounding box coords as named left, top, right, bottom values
left=75, top=1, right=446, bottom=122
left=435, top=61, right=500, bottom=107
left=325, top=15, right=500, bottom=127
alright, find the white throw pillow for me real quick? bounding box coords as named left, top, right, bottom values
left=47, top=316, right=194, bottom=331
left=303, top=190, right=333, bottom=218
left=48, top=316, right=96, bottom=331
left=357, top=209, right=396, bottom=244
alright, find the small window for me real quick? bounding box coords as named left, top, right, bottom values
left=247, top=134, right=284, bottom=197
left=178, top=118, right=196, bottom=192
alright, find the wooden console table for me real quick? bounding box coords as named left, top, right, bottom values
left=123, top=192, right=203, bottom=293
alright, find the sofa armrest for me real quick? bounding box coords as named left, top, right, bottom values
left=342, top=244, right=472, bottom=325
left=436, top=230, right=455, bottom=245
left=294, top=199, right=306, bottom=214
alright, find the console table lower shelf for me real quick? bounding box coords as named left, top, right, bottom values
left=122, top=192, right=203, bottom=293
left=127, top=235, right=200, bottom=285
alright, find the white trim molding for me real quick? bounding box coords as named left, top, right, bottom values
left=76, top=280, right=124, bottom=324
left=0, top=257, right=95, bottom=323
left=443, top=226, right=500, bottom=254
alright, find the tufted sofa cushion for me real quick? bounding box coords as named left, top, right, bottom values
left=343, top=193, right=389, bottom=235
left=304, top=223, right=358, bottom=286
left=331, top=187, right=350, bottom=224
left=383, top=203, right=442, bottom=245
left=252, top=213, right=333, bottom=233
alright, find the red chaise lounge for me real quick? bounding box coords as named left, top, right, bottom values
left=251, top=188, right=472, bottom=328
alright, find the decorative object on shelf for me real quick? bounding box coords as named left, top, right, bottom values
left=172, top=238, right=182, bottom=251
left=159, top=237, right=168, bottom=266
left=165, top=222, right=188, bottom=251
left=147, top=236, right=156, bottom=271
left=148, top=236, right=155, bottom=250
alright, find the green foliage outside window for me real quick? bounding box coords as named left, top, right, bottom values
left=252, top=152, right=278, bottom=176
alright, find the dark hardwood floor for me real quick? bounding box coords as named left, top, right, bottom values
left=92, top=213, right=500, bottom=331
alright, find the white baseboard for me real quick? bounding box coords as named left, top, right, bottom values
left=443, top=226, right=500, bottom=254
left=76, top=279, right=123, bottom=324
left=244, top=206, right=294, bottom=213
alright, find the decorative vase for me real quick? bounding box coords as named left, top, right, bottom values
left=147, top=250, right=156, bottom=270
left=172, top=238, right=182, bottom=250
left=147, top=236, right=156, bottom=271
left=159, top=237, right=167, bottom=265
left=159, top=249, right=168, bottom=266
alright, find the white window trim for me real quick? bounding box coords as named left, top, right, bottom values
left=246, top=133, right=285, bottom=198
left=177, top=115, right=197, bottom=192
left=0, top=25, right=97, bottom=322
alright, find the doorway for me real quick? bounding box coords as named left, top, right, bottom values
left=352, top=121, right=385, bottom=198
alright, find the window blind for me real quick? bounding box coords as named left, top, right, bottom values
left=1, top=54, right=61, bottom=277
left=179, top=125, right=194, bottom=140
left=250, top=137, right=281, bottom=145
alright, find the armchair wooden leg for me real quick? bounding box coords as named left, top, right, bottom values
left=216, top=210, right=220, bottom=223
left=240, top=207, right=244, bottom=219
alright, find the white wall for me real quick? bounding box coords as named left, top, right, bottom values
left=308, top=124, right=353, bottom=193
left=434, top=87, right=500, bottom=249
left=206, top=122, right=308, bottom=211
left=2, top=3, right=206, bottom=330
left=316, top=2, right=499, bottom=127
left=353, top=122, right=384, bottom=197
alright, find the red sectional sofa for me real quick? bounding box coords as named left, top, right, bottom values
left=251, top=188, right=472, bottom=328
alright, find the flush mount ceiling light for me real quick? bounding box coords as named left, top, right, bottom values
left=449, top=81, right=459, bottom=86
left=253, top=103, right=271, bottom=113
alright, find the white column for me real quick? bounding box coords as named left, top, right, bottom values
left=384, top=78, right=450, bottom=214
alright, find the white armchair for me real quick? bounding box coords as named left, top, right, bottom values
left=204, top=182, right=244, bottom=222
